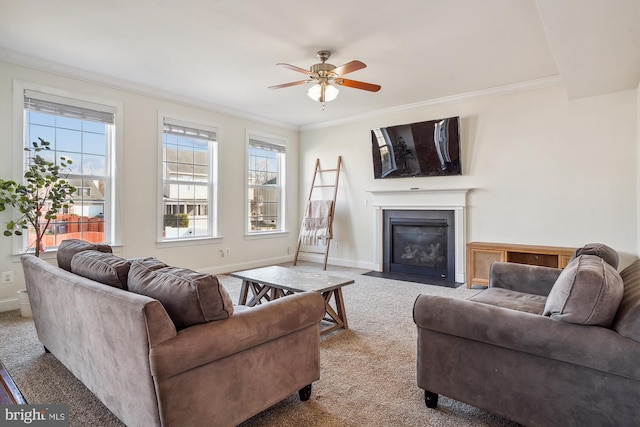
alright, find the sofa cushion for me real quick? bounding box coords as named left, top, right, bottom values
left=128, top=261, right=234, bottom=329
left=57, top=239, right=112, bottom=271
left=543, top=255, right=624, bottom=327
left=70, top=250, right=131, bottom=290
left=570, top=243, right=619, bottom=269
left=469, top=287, right=547, bottom=315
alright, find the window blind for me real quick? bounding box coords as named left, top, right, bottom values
left=163, top=118, right=217, bottom=141
left=24, top=90, right=115, bottom=124
left=249, top=138, right=285, bottom=153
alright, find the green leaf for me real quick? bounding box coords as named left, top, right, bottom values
left=1, top=137, right=76, bottom=247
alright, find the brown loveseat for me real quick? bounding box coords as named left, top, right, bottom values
left=414, top=244, right=640, bottom=426
left=22, top=240, right=325, bottom=427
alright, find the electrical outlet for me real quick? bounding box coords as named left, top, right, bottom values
left=2, top=271, right=14, bottom=284
left=225, top=248, right=231, bottom=256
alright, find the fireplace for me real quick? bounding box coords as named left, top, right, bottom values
left=368, top=188, right=471, bottom=284
left=384, top=210, right=455, bottom=280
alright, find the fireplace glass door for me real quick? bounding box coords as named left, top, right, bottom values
left=383, top=210, right=455, bottom=280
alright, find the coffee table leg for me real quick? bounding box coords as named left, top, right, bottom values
left=239, top=281, right=291, bottom=307
left=248, top=282, right=274, bottom=306
left=320, top=288, right=348, bottom=335
left=334, top=288, right=348, bottom=330
left=239, top=280, right=249, bottom=305
left=240, top=280, right=271, bottom=306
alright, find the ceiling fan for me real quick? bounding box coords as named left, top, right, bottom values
left=268, top=50, right=381, bottom=107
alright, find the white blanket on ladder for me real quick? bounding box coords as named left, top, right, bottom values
left=301, top=200, right=333, bottom=246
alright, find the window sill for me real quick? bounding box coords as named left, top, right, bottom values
left=156, top=236, right=223, bottom=249
left=244, top=231, right=289, bottom=240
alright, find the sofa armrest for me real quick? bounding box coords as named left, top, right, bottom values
left=413, top=294, right=640, bottom=381
left=489, top=262, right=561, bottom=296
left=149, top=291, right=325, bottom=379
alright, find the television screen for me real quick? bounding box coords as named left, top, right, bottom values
left=371, top=116, right=461, bottom=179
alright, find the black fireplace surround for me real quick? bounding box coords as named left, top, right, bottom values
left=383, top=209, right=456, bottom=281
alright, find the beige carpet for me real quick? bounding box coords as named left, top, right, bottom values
left=0, top=262, right=520, bottom=427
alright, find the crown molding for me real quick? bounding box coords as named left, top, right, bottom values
left=299, top=75, right=564, bottom=131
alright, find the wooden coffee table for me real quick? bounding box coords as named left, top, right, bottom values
left=231, top=266, right=355, bottom=335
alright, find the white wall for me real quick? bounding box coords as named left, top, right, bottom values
left=0, top=61, right=300, bottom=311
left=300, top=85, right=638, bottom=270
left=637, top=81, right=640, bottom=256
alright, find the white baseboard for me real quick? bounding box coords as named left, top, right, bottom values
left=199, top=255, right=294, bottom=276
left=296, top=253, right=377, bottom=271
left=0, top=297, right=19, bottom=312
left=201, top=253, right=377, bottom=275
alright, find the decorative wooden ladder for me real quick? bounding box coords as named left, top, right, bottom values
left=293, top=156, right=342, bottom=270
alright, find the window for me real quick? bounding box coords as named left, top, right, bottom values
left=247, top=134, right=286, bottom=234
left=22, top=89, right=116, bottom=251
left=161, top=117, right=218, bottom=241
left=372, top=127, right=397, bottom=178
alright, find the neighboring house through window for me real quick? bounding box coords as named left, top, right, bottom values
left=247, top=132, right=286, bottom=234
left=160, top=117, right=218, bottom=241
left=22, top=87, right=117, bottom=252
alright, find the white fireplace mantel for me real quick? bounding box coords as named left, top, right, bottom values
left=367, top=188, right=472, bottom=284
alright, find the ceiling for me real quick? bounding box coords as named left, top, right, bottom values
left=0, top=0, right=638, bottom=129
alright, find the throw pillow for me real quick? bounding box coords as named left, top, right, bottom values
left=70, top=250, right=131, bottom=290
left=543, top=255, right=624, bottom=327
left=570, top=243, right=619, bottom=269
left=611, top=260, right=640, bottom=341
left=57, top=239, right=112, bottom=272
left=128, top=256, right=168, bottom=271
left=128, top=261, right=234, bottom=329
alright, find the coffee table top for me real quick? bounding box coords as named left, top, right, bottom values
left=231, top=265, right=354, bottom=293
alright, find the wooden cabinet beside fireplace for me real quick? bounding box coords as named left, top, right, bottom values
left=466, top=242, right=576, bottom=288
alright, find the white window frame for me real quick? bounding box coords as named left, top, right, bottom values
left=12, top=80, right=122, bottom=256
left=246, top=131, right=287, bottom=236
left=157, top=114, right=220, bottom=244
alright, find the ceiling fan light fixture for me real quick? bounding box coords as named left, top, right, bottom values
left=307, top=82, right=339, bottom=103
left=272, top=50, right=379, bottom=109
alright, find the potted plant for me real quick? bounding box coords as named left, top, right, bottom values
left=0, top=138, right=76, bottom=316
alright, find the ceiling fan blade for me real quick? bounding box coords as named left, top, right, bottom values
left=332, top=60, right=366, bottom=76
left=268, top=80, right=311, bottom=90
left=276, top=63, right=312, bottom=75
left=335, top=78, right=381, bottom=92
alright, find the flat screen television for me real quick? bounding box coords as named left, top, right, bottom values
left=371, top=116, right=461, bottom=179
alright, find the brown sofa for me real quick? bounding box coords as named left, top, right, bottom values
left=414, top=244, right=640, bottom=426
left=22, top=240, right=325, bottom=427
